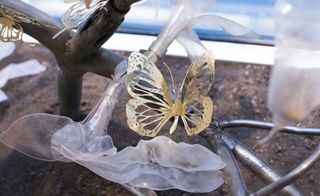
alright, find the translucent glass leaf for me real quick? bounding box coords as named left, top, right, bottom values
left=0, top=61, right=225, bottom=193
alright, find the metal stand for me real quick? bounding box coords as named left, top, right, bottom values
left=201, top=120, right=320, bottom=196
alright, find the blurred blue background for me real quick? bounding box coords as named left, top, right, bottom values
left=24, top=0, right=276, bottom=45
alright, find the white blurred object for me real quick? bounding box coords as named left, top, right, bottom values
left=0, top=90, right=8, bottom=103
left=264, top=0, right=320, bottom=143
left=0, top=42, right=15, bottom=61
left=0, top=59, right=46, bottom=103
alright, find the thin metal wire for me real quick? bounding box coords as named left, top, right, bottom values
left=215, top=119, right=320, bottom=136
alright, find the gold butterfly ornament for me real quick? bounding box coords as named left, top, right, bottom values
left=0, top=15, right=23, bottom=42
left=64, top=0, right=94, bottom=9
left=62, top=0, right=107, bottom=29
left=53, top=0, right=107, bottom=38
left=0, top=6, right=38, bottom=42
left=126, top=50, right=215, bottom=137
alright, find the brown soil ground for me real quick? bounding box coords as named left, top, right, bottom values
left=0, top=43, right=319, bottom=196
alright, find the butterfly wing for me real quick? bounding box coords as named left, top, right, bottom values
left=179, top=50, right=215, bottom=135
left=62, top=0, right=107, bottom=29
left=0, top=6, right=39, bottom=42
left=0, top=6, right=38, bottom=25
left=126, top=52, right=174, bottom=137
left=84, top=0, right=94, bottom=8
left=64, top=0, right=93, bottom=8
left=0, top=17, right=23, bottom=42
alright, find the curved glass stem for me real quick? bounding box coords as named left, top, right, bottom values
left=82, top=78, right=125, bottom=136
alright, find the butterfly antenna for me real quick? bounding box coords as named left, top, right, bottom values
left=162, top=60, right=176, bottom=94
left=52, top=27, right=72, bottom=39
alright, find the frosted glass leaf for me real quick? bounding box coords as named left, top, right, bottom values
left=265, top=49, right=320, bottom=143
left=263, top=0, right=320, bottom=144
left=1, top=114, right=226, bottom=193
left=0, top=113, right=72, bottom=161
left=0, top=60, right=226, bottom=193
left=177, top=29, right=206, bottom=62
left=191, top=14, right=259, bottom=38
left=0, top=60, right=125, bottom=160
left=52, top=135, right=225, bottom=193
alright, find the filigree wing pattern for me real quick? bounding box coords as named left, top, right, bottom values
left=179, top=50, right=215, bottom=135
left=181, top=96, right=213, bottom=135
left=180, top=50, right=215, bottom=102
left=126, top=51, right=215, bottom=137
left=64, top=0, right=93, bottom=8
left=0, top=6, right=41, bottom=42
left=126, top=98, right=172, bottom=137
left=0, top=17, right=23, bottom=42
left=0, top=6, right=38, bottom=25
left=126, top=52, right=173, bottom=105
left=126, top=52, right=174, bottom=137
left=62, top=0, right=107, bottom=29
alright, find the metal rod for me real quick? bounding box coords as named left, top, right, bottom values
left=252, top=144, right=320, bottom=196
left=58, top=70, right=83, bottom=120
left=217, top=120, right=320, bottom=136
left=225, top=134, right=301, bottom=196
left=205, top=132, right=247, bottom=196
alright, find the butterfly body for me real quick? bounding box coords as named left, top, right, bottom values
left=0, top=16, right=14, bottom=26
left=0, top=16, right=23, bottom=42
left=161, top=98, right=185, bottom=134
left=126, top=51, right=215, bottom=137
